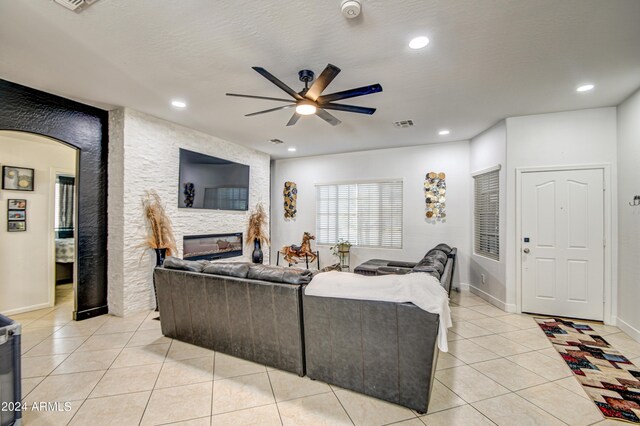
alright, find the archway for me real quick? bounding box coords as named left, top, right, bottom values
left=0, top=79, right=108, bottom=320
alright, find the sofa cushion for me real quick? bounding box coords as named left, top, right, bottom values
left=415, top=257, right=445, bottom=274
left=386, top=261, right=418, bottom=268
left=410, top=266, right=441, bottom=280
left=433, top=243, right=453, bottom=254
left=202, top=262, right=251, bottom=278
left=248, top=264, right=313, bottom=285
left=377, top=266, right=412, bottom=275
left=424, top=250, right=448, bottom=265
left=163, top=256, right=209, bottom=272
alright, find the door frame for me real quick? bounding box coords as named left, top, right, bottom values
left=50, top=167, right=78, bottom=310
left=515, top=163, right=615, bottom=324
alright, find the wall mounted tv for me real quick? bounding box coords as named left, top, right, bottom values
left=178, top=149, right=250, bottom=211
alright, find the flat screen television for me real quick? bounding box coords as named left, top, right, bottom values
left=178, top=149, right=250, bottom=210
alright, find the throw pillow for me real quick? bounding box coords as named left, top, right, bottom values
left=163, top=256, right=209, bottom=272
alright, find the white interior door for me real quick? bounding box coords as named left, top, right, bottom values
left=521, top=169, right=604, bottom=320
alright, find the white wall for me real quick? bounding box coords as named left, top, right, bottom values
left=108, top=109, right=270, bottom=316
left=617, top=88, right=640, bottom=341
left=271, top=141, right=471, bottom=286
left=0, top=131, right=76, bottom=314
left=469, top=121, right=508, bottom=307
left=505, top=108, right=618, bottom=316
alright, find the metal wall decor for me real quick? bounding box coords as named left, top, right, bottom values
left=283, top=181, right=297, bottom=219
left=183, top=182, right=195, bottom=207
left=424, top=172, right=446, bottom=219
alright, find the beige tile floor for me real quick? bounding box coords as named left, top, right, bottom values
left=8, top=287, right=640, bottom=425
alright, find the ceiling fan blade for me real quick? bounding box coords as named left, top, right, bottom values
left=286, top=113, right=301, bottom=126
left=245, top=104, right=295, bottom=117
left=226, top=93, right=293, bottom=102
left=321, top=103, right=376, bottom=115
left=317, top=84, right=383, bottom=104
left=316, top=108, right=342, bottom=126
left=252, top=67, right=303, bottom=100
left=305, top=64, right=341, bottom=101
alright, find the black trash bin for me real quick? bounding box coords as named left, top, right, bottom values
left=0, top=314, right=21, bottom=426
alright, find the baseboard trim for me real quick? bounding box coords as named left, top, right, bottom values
left=466, top=284, right=517, bottom=313
left=2, top=302, right=52, bottom=316
left=617, top=317, right=640, bottom=344
left=455, top=282, right=470, bottom=291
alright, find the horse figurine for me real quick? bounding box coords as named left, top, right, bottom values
left=280, top=232, right=317, bottom=265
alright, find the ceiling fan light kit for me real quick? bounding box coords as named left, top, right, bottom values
left=226, top=63, right=382, bottom=126
left=295, top=100, right=317, bottom=116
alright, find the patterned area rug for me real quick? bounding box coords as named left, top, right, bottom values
left=536, top=318, right=640, bottom=424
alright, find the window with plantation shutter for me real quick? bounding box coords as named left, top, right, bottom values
left=474, top=168, right=500, bottom=260
left=316, top=181, right=403, bottom=248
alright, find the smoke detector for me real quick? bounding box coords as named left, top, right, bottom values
left=393, top=120, right=414, bottom=128
left=341, top=0, right=362, bottom=19
left=53, top=0, right=99, bottom=12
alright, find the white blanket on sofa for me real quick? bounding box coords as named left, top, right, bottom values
left=305, top=271, right=452, bottom=351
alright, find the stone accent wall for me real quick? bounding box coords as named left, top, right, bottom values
left=108, top=108, right=270, bottom=316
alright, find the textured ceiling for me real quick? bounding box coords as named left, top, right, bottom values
left=1, top=0, right=639, bottom=158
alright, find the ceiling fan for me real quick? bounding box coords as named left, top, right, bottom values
left=226, top=64, right=382, bottom=126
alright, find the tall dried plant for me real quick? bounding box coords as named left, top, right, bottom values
left=247, top=203, right=269, bottom=247
left=141, top=190, right=177, bottom=256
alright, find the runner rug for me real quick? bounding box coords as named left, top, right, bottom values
left=535, top=317, right=640, bottom=424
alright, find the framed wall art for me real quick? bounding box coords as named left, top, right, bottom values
left=7, top=199, right=27, bottom=232
left=2, top=166, right=34, bottom=191
left=8, top=221, right=26, bottom=232
left=8, top=199, right=26, bottom=210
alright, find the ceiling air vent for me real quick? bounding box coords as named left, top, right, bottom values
left=53, top=0, right=99, bottom=12
left=393, top=120, right=414, bottom=128
left=269, top=139, right=284, bottom=145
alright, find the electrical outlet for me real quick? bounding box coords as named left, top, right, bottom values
left=481, top=274, right=486, bottom=284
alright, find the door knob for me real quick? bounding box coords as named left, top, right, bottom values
left=523, top=248, right=530, bottom=254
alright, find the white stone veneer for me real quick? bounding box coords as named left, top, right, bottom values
left=108, top=108, right=270, bottom=316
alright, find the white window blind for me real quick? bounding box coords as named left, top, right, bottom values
left=474, top=169, right=500, bottom=260
left=316, top=181, right=403, bottom=248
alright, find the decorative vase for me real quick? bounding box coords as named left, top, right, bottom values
left=153, top=248, right=167, bottom=312
left=154, top=248, right=168, bottom=267
left=251, top=239, right=263, bottom=264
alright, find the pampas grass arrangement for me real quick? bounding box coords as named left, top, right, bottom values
left=247, top=202, right=269, bottom=247
left=141, top=190, right=177, bottom=256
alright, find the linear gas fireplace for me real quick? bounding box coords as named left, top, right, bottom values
left=183, top=232, right=243, bottom=261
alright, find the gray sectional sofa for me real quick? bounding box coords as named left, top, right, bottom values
left=154, top=243, right=456, bottom=413
left=154, top=260, right=311, bottom=375
left=304, top=244, right=456, bottom=413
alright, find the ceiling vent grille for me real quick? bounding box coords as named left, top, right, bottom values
left=393, top=120, right=414, bottom=128
left=269, top=139, right=284, bottom=145
left=53, top=0, right=98, bottom=12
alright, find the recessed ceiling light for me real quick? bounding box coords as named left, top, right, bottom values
left=171, top=100, right=187, bottom=108
left=288, top=147, right=297, bottom=152
left=438, top=129, right=450, bottom=136
left=409, top=36, right=430, bottom=49
left=576, top=84, right=594, bottom=92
